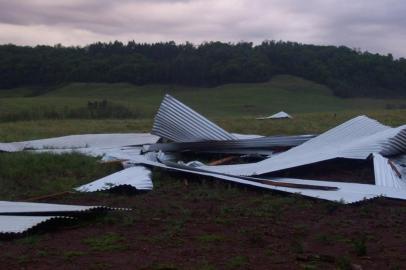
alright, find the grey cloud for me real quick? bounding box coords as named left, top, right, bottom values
left=0, top=0, right=405, bottom=57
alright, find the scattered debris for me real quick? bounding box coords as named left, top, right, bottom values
left=1, top=94, right=406, bottom=220
left=139, top=96, right=406, bottom=203
left=256, top=111, right=293, bottom=120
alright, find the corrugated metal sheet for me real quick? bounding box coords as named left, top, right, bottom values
left=151, top=94, right=237, bottom=142
left=144, top=134, right=315, bottom=154
left=0, top=201, right=118, bottom=215
left=391, top=155, right=406, bottom=179
left=232, top=133, right=264, bottom=139
left=200, top=116, right=406, bottom=176
left=76, top=166, right=153, bottom=192
left=0, top=133, right=159, bottom=152
left=392, top=155, right=406, bottom=165
left=0, top=216, right=74, bottom=235
left=373, top=154, right=406, bottom=189
left=257, top=111, right=292, bottom=120
left=130, top=154, right=406, bottom=203
left=0, top=201, right=128, bottom=235
left=32, top=146, right=144, bottom=162
left=0, top=143, right=20, bottom=152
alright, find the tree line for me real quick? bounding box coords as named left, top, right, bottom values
left=1, top=40, right=405, bottom=98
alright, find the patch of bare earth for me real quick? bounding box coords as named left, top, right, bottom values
left=0, top=174, right=405, bottom=270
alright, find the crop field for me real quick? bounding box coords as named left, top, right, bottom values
left=0, top=76, right=406, bottom=269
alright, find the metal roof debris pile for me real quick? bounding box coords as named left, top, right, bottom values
left=140, top=95, right=406, bottom=203
left=199, top=115, right=406, bottom=176
left=1, top=94, right=406, bottom=236
left=0, top=94, right=405, bottom=221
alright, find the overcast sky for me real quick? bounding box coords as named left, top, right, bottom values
left=0, top=0, right=405, bottom=57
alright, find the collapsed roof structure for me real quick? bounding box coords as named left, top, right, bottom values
left=0, top=94, right=405, bottom=224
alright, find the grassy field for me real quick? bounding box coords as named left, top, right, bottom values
left=1, top=75, right=406, bottom=141
left=0, top=109, right=405, bottom=142
left=1, top=75, right=406, bottom=122
left=0, top=76, right=406, bottom=269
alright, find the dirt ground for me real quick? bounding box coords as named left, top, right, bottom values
left=0, top=173, right=405, bottom=270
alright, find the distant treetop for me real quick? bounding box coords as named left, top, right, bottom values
left=0, top=40, right=405, bottom=98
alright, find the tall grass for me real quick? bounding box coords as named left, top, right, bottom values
left=0, top=100, right=143, bottom=122
left=0, top=152, right=121, bottom=200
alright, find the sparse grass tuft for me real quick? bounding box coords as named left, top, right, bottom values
left=352, top=235, right=367, bottom=256
left=83, top=233, right=127, bottom=252
left=63, top=251, right=86, bottom=261
left=226, top=255, right=249, bottom=269
left=336, top=256, right=352, bottom=270
left=197, top=234, right=226, bottom=244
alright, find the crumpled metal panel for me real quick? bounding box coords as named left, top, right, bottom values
left=76, top=166, right=153, bottom=192
left=0, top=216, right=73, bottom=235
left=200, top=116, right=406, bottom=176
left=151, top=94, right=237, bottom=142
left=257, top=111, right=292, bottom=119
left=130, top=153, right=406, bottom=204
left=373, top=154, right=406, bottom=189
left=0, top=133, right=159, bottom=152
left=144, top=134, right=316, bottom=154
left=0, top=201, right=118, bottom=215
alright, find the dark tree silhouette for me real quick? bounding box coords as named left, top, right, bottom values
left=0, top=41, right=405, bottom=98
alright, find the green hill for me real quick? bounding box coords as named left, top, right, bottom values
left=1, top=75, right=405, bottom=121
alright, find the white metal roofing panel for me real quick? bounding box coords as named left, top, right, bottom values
left=373, top=154, right=406, bottom=190
left=32, top=146, right=143, bottom=161
left=145, top=134, right=316, bottom=154
left=126, top=153, right=405, bottom=204
left=267, top=177, right=406, bottom=202
left=0, top=143, right=20, bottom=152
left=271, top=111, right=292, bottom=119
left=0, top=133, right=158, bottom=152
left=200, top=116, right=406, bottom=176
left=151, top=94, right=237, bottom=142
left=0, top=216, right=73, bottom=234
left=76, top=166, right=153, bottom=192
left=391, top=155, right=406, bottom=179
left=0, top=201, right=113, bottom=215
left=231, top=133, right=264, bottom=139
left=256, top=111, right=292, bottom=120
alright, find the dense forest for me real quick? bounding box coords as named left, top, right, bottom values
left=0, top=41, right=405, bottom=98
